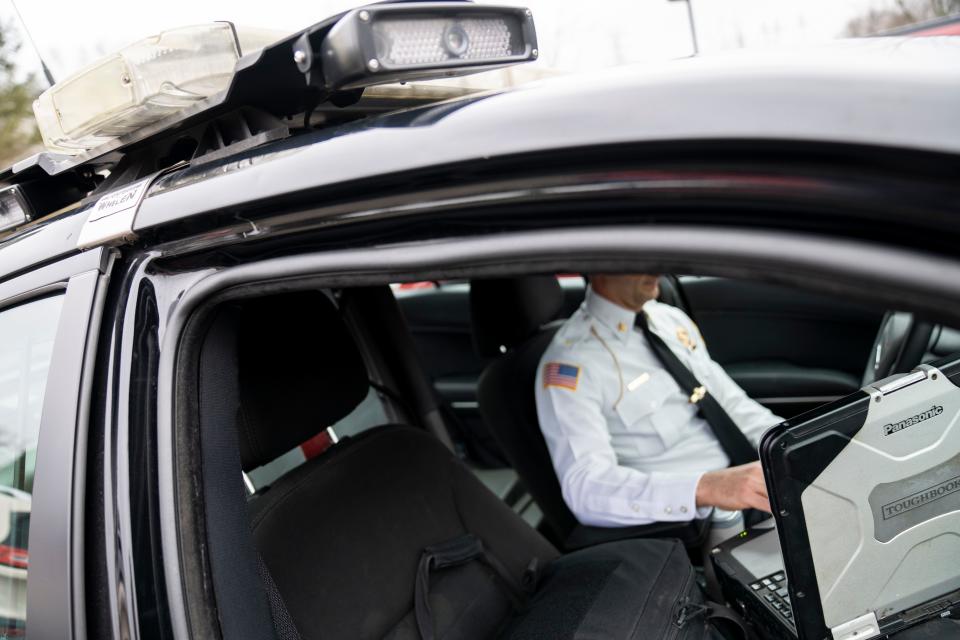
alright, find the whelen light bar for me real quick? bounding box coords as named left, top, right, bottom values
left=33, top=23, right=242, bottom=155
left=315, top=4, right=538, bottom=90
left=0, top=186, right=32, bottom=233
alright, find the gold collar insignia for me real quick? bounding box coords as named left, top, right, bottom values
left=676, top=327, right=697, bottom=351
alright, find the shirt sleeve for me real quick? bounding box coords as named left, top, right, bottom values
left=535, top=350, right=704, bottom=526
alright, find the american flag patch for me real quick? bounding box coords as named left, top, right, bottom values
left=544, top=362, right=580, bottom=391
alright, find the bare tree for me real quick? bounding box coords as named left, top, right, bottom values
left=844, top=0, right=960, bottom=36
left=0, top=20, right=41, bottom=167
left=930, top=0, right=960, bottom=15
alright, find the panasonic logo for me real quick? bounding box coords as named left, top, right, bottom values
left=882, top=475, right=960, bottom=520
left=883, top=405, right=943, bottom=436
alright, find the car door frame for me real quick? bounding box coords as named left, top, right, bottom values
left=0, top=247, right=112, bottom=640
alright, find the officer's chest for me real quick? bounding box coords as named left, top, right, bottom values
left=596, top=328, right=706, bottom=453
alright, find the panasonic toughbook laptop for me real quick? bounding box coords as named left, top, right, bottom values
left=712, top=360, right=960, bottom=640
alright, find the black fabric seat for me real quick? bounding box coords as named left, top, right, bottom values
left=249, top=425, right=558, bottom=640
left=470, top=277, right=573, bottom=541
left=470, top=277, right=708, bottom=550
left=224, top=291, right=560, bottom=640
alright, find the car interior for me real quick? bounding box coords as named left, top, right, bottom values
left=179, top=273, right=959, bottom=640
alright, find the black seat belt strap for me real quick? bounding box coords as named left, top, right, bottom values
left=637, top=313, right=758, bottom=466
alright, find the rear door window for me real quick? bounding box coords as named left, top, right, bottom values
left=0, top=294, right=65, bottom=635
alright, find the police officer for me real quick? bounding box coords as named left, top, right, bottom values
left=535, top=274, right=782, bottom=535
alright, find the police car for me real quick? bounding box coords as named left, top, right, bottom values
left=1, top=2, right=959, bottom=638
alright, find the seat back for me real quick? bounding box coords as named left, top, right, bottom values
left=249, top=426, right=558, bottom=640
left=478, top=329, right=579, bottom=541
left=224, top=291, right=557, bottom=640
left=470, top=277, right=579, bottom=541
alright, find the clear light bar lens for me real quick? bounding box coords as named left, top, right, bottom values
left=0, top=187, right=30, bottom=233
left=372, top=15, right=524, bottom=66
left=33, top=23, right=240, bottom=155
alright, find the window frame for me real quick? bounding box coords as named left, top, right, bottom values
left=0, top=247, right=111, bottom=640
left=156, top=220, right=960, bottom=638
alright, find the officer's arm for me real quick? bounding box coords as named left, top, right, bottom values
left=535, top=359, right=704, bottom=526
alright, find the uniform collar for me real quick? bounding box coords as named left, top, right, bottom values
left=584, top=285, right=648, bottom=343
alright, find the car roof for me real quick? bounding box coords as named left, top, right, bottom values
left=1, top=36, right=958, bottom=279
left=134, top=36, right=960, bottom=227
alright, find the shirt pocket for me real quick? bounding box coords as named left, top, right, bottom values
left=613, top=371, right=685, bottom=453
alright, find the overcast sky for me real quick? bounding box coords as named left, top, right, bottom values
left=3, top=0, right=907, bottom=82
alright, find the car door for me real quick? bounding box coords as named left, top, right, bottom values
left=676, top=276, right=883, bottom=417
left=0, top=247, right=111, bottom=639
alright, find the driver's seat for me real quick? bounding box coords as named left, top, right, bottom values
left=470, top=276, right=707, bottom=551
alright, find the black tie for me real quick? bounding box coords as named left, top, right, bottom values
left=636, top=313, right=758, bottom=466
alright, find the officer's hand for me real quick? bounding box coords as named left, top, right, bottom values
left=695, top=462, right=771, bottom=513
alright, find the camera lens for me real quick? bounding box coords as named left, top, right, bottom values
left=443, top=24, right=469, bottom=57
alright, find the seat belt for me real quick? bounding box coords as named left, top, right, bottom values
left=414, top=534, right=537, bottom=640
left=637, top=313, right=758, bottom=466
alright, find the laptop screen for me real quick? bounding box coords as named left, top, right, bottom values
left=774, top=365, right=960, bottom=633
left=801, top=368, right=960, bottom=628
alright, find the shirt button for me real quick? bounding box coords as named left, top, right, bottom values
left=680, top=506, right=688, bottom=514
left=664, top=506, right=673, bottom=514
left=631, top=503, right=640, bottom=512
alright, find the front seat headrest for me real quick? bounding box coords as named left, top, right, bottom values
left=471, top=276, right=564, bottom=357
left=236, top=291, right=368, bottom=471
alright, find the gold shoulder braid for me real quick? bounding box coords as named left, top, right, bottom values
left=590, top=325, right=624, bottom=408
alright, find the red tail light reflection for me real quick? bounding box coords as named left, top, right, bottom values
left=0, top=544, right=28, bottom=569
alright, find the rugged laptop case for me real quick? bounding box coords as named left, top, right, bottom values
left=760, top=357, right=960, bottom=640
left=711, top=524, right=795, bottom=640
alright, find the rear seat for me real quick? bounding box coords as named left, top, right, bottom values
left=198, top=290, right=719, bottom=639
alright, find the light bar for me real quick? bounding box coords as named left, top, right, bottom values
left=317, top=4, right=538, bottom=90
left=33, top=23, right=241, bottom=155
left=0, top=186, right=32, bottom=233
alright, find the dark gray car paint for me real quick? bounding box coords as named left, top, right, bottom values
left=2, top=38, right=957, bottom=283
left=0, top=212, right=91, bottom=283
left=133, top=37, right=960, bottom=231
left=0, top=249, right=108, bottom=309
left=18, top=249, right=108, bottom=640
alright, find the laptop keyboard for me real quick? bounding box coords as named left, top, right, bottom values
left=749, top=572, right=794, bottom=623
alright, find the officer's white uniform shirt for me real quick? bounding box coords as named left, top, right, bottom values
left=535, top=286, right=783, bottom=526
